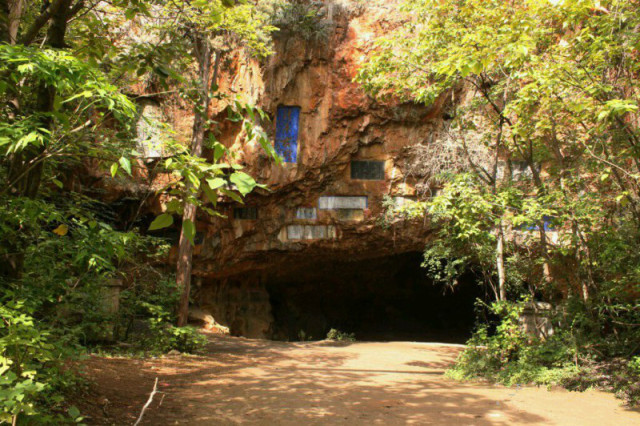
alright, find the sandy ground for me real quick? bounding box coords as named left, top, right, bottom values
left=78, top=335, right=640, bottom=425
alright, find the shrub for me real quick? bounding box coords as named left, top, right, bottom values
left=448, top=299, right=640, bottom=406
left=265, top=0, right=330, bottom=43
left=326, top=328, right=356, bottom=342
left=0, top=299, right=84, bottom=424
left=0, top=196, right=204, bottom=422
left=161, top=326, right=208, bottom=354
left=562, top=358, right=640, bottom=407
left=135, top=293, right=208, bottom=354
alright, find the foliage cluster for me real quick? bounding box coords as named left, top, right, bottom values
left=359, top=0, right=640, bottom=405
left=264, top=0, right=330, bottom=43
left=326, top=328, right=356, bottom=342
left=0, top=0, right=277, bottom=422
left=0, top=194, right=197, bottom=423
left=448, top=299, right=640, bottom=405
left=124, top=277, right=208, bottom=354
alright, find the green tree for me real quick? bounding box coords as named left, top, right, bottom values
left=358, top=0, right=640, bottom=402
left=126, top=0, right=277, bottom=326
left=359, top=0, right=640, bottom=302
left=0, top=0, right=278, bottom=420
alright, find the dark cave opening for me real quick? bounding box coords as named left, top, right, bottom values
left=265, top=252, right=484, bottom=343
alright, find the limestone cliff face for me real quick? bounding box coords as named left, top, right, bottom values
left=182, top=1, right=452, bottom=338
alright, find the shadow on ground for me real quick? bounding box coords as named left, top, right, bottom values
left=77, top=335, right=639, bottom=426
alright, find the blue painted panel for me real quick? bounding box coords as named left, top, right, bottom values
left=523, top=215, right=555, bottom=231
left=275, top=106, right=300, bottom=163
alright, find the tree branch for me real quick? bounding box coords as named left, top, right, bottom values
left=18, top=0, right=65, bottom=46
left=134, top=378, right=159, bottom=426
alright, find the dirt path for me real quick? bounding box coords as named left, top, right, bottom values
left=79, top=335, right=640, bottom=425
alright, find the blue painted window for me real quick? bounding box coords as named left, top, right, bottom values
left=522, top=215, right=555, bottom=231
left=275, top=106, right=300, bottom=163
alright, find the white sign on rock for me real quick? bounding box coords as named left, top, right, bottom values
left=286, top=225, right=337, bottom=241
left=318, top=196, right=367, bottom=210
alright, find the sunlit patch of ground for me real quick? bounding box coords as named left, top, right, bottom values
left=78, top=335, right=640, bottom=425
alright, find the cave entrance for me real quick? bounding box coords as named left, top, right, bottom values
left=265, top=252, right=483, bottom=343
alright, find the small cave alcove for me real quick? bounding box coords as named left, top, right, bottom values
left=265, top=252, right=483, bottom=343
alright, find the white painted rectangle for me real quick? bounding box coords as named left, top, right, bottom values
left=318, top=196, right=367, bottom=210
left=305, top=225, right=325, bottom=239
left=286, top=225, right=336, bottom=241
left=287, top=225, right=304, bottom=240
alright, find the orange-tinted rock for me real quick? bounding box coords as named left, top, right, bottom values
left=184, top=2, right=452, bottom=337
left=83, top=2, right=453, bottom=338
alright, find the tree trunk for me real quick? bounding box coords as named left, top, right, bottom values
left=0, top=0, right=23, bottom=43
left=524, top=157, right=556, bottom=289
left=8, top=0, right=72, bottom=197
left=176, top=35, right=212, bottom=327
left=0, top=0, right=8, bottom=43
left=495, top=220, right=507, bottom=301
left=2, top=0, right=69, bottom=279
left=571, top=221, right=592, bottom=302
left=176, top=202, right=197, bottom=327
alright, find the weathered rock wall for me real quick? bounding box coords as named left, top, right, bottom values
left=181, top=1, right=455, bottom=338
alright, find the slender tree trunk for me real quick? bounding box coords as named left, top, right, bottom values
left=176, top=35, right=213, bottom=327
left=571, top=221, right=592, bottom=302
left=0, top=0, right=23, bottom=43
left=495, top=220, right=507, bottom=301
left=537, top=223, right=554, bottom=285
left=0, top=0, right=8, bottom=42
left=491, top=115, right=506, bottom=302
left=2, top=0, right=70, bottom=278
left=176, top=202, right=198, bottom=327
left=523, top=155, right=556, bottom=289
left=8, top=0, right=72, bottom=197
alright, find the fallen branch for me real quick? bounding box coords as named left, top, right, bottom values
left=134, top=377, right=159, bottom=426
left=158, top=393, right=166, bottom=408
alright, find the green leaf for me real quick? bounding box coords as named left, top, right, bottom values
left=202, top=183, right=219, bottom=205
left=182, top=219, right=196, bottom=245
left=119, top=157, right=132, bottom=175
left=210, top=163, right=230, bottom=170
left=166, top=199, right=182, bottom=213
left=206, top=177, right=225, bottom=190
left=110, top=163, right=118, bottom=177
left=69, top=406, right=80, bottom=419
left=220, top=188, right=244, bottom=204
left=186, top=171, right=200, bottom=189
left=229, top=171, right=257, bottom=196
left=213, top=142, right=225, bottom=162
left=148, top=213, right=173, bottom=231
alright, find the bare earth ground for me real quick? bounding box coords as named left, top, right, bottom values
left=77, top=334, right=640, bottom=425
